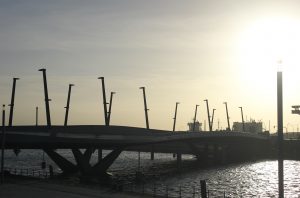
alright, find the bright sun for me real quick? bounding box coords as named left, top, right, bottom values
left=236, top=17, right=300, bottom=131
left=237, top=17, right=300, bottom=78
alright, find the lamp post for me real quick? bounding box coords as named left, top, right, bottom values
left=193, top=105, right=199, bottom=132
left=107, top=91, right=116, bottom=125
left=140, top=87, right=152, bottom=160
left=39, top=69, right=51, bottom=128
left=204, top=99, right=212, bottom=131
left=277, top=63, right=284, bottom=198
left=36, top=107, right=38, bottom=126
left=64, top=84, right=74, bottom=127
left=140, top=87, right=149, bottom=129
left=1, top=105, right=6, bottom=184
left=98, top=77, right=109, bottom=126
left=173, top=102, right=179, bottom=131
left=223, top=102, right=231, bottom=131
left=239, top=107, right=245, bottom=132
left=97, top=77, right=111, bottom=163
left=8, top=78, right=19, bottom=127
left=211, top=108, right=216, bottom=131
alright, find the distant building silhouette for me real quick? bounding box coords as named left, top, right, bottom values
left=232, top=120, right=262, bottom=133
left=187, top=121, right=202, bottom=132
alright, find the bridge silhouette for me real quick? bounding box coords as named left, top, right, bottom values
left=1, top=71, right=299, bottom=180
left=1, top=125, right=274, bottom=178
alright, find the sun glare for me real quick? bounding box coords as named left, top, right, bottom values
left=237, top=17, right=300, bottom=77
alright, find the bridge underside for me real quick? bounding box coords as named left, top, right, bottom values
left=0, top=125, right=273, bottom=178
left=126, top=137, right=270, bottom=163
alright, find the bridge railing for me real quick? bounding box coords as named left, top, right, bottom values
left=115, top=181, right=228, bottom=198
left=4, top=167, right=53, bottom=179
left=3, top=166, right=230, bottom=197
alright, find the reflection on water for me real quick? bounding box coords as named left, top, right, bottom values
left=4, top=149, right=300, bottom=197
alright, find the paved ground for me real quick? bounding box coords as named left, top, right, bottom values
left=0, top=177, right=152, bottom=198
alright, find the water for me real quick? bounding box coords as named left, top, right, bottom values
left=3, top=149, right=300, bottom=197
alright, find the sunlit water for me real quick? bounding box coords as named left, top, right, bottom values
left=4, top=149, right=300, bottom=197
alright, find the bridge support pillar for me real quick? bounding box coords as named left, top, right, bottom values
left=45, top=148, right=123, bottom=178
left=72, top=148, right=93, bottom=174
left=91, top=148, right=123, bottom=175
left=44, top=149, right=78, bottom=175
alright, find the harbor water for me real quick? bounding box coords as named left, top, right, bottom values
left=4, top=149, right=300, bottom=197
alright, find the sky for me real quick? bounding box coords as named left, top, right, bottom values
left=1, top=0, right=300, bottom=132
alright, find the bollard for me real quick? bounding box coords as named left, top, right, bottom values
left=200, top=180, right=207, bottom=198
left=223, top=191, right=226, bottom=198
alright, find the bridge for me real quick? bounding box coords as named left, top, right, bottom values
left=0, top=72, right=283, bottom=179
left=1, top=125, right=273, bottom=178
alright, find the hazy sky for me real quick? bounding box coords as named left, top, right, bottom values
left=1, top=0, right=300, bottom=132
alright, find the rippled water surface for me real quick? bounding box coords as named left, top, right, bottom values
left=4, top=149, right=300, bottom=197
